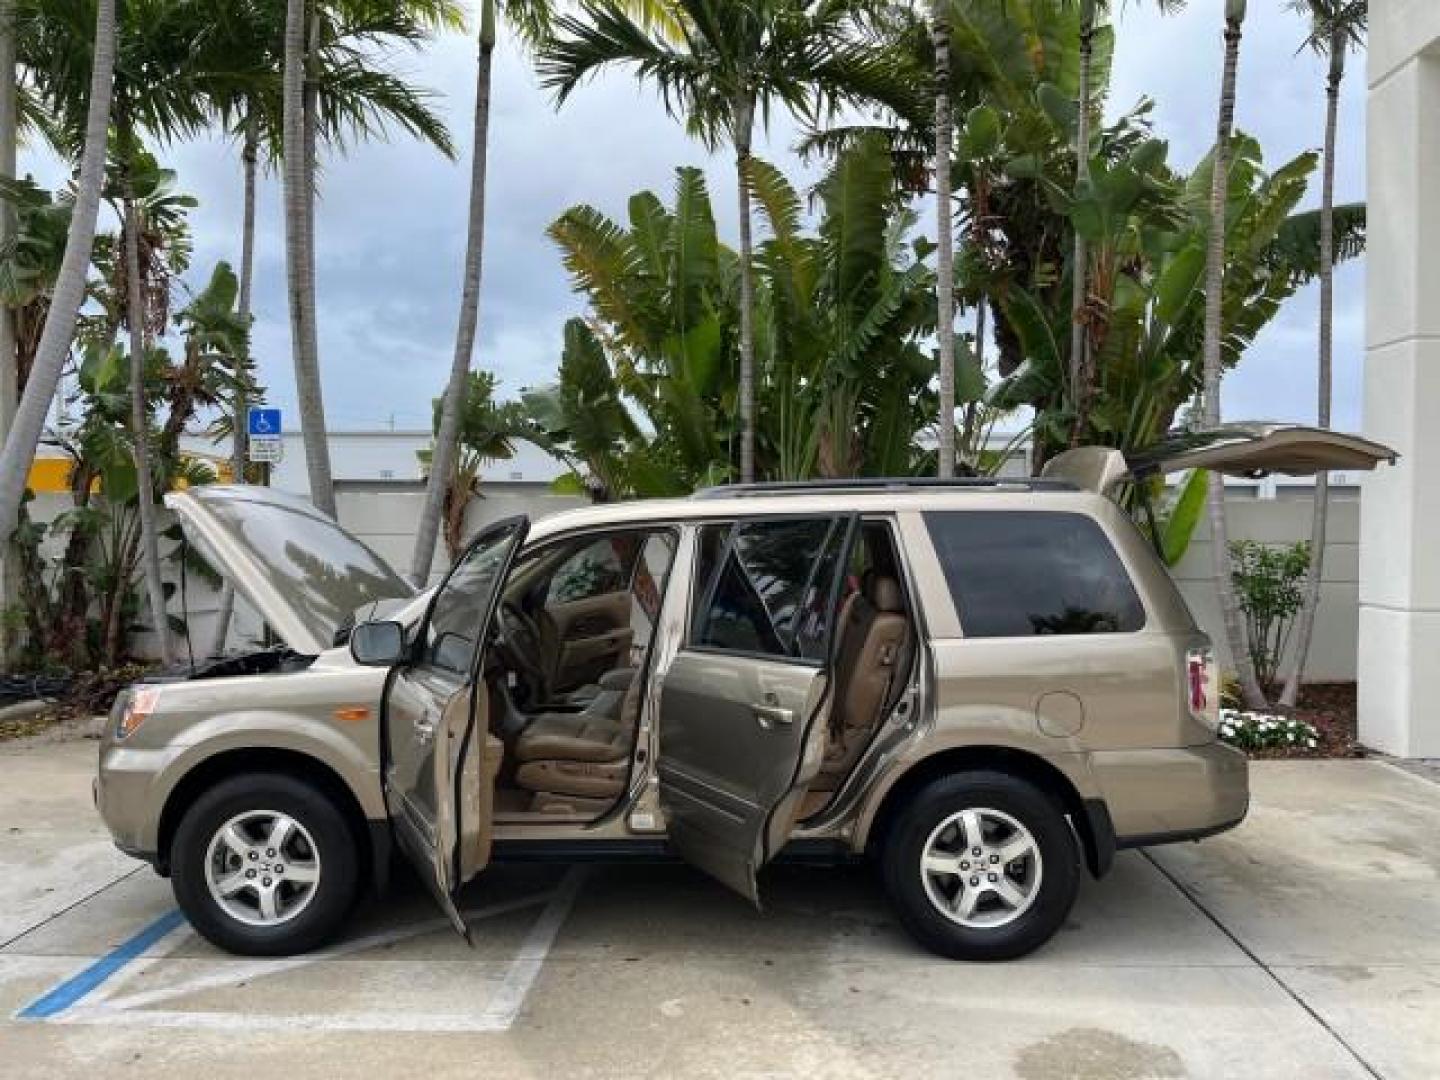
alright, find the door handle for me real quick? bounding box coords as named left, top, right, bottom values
left=753, top=704, right=796, bottom=730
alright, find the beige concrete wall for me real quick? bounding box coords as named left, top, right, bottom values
left=1171, top=496, right=1360, bottom=683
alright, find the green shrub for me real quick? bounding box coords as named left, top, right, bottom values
left=1228, top=540, right=1310, bottom=689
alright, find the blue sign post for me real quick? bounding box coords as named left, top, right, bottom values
left=247, top=408, right=282, bottom=437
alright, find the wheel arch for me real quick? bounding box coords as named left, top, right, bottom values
left=156, top=747, right=390, bottom=892
left=857, top=745, right=1115, bottom=879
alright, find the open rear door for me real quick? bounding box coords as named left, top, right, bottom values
left=1043, top=423, right=1397, bottom=494
left=656, top=516, right=856, bottom=904
left=383, top=517, right=527, bottom=937
left=1125, top=423, right=1397, bottom=480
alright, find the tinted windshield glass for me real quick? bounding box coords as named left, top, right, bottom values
left=925, top=511, right=1145, bottom=637
left=194, top=489, right=413, bottom=649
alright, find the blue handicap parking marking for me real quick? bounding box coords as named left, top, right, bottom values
left=16, top=908, right=187, bottom=1020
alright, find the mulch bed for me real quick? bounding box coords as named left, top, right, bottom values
left=1245, top=682, right=1361, bottom=760
left=0, top=666, right=147, bottom=743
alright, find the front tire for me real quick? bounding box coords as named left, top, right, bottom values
left=880, top=771, right=1079, bottom=960
left=170, top=772, right=360, bottom=956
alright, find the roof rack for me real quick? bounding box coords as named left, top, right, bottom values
left=691, top=477, right=1076, bottom=499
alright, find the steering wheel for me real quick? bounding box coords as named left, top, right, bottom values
left=495, top=599, right=549, bottom=701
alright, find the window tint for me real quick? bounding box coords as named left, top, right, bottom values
left=924, top=511, right=1144, bottom=637
left=692, top=518, right=850, bottom=661
left=545, top=535, right=638, bottom=604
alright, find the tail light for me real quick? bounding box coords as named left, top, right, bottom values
left=1186, top=643, right=1219, bottom=732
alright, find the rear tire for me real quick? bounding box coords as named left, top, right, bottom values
left=170, top=772, right=360, bottom=956
left=880, top=770, right=1079, bottom=960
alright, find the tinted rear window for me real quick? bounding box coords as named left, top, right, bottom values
left=924, top=511, right=1145, bottom=637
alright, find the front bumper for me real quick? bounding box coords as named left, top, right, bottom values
left=1089, top=740, right=1250, bottom=846
left=96, top=741, right=177, bottom=864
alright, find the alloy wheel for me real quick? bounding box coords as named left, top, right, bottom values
left=203, top=809, right=322, bottom=927
left=919, top=806, right=1043, bottom=929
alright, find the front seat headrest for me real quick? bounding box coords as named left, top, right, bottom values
left=868, top=575, right=904, bottom=614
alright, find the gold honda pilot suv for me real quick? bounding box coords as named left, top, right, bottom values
left=96, top=424, right=1394, bottom=960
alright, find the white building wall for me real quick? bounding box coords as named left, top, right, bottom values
left=268, top=430, right=564, bottom=493
left=1361, top=1, right=1440, bottom=756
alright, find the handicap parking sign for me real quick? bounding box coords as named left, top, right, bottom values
left=247, top=408, right=282, bottom=437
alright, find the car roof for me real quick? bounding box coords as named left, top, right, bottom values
left=526, top=482, right=1109, bottom=541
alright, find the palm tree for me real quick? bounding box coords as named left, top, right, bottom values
left=540, top=0, right=878, bottom=485
left=280, top=0, right=461, bottom=520
left=1067, top=0, right=1098, bottom=442
left=107, top=4, right=216, bottom=666
left=1278, top=0, right=1365, bottom=708
left=931, top=0, right=955, bottom=477
left=1200, top=0, right=1266, bottom=708
left=0, top=0, right=19, bottom=660
left=203, top=0, right=455, bottom=650
left=1064, top=0, right=1184, bottom=443
left=410, top=0, right=552, bottom=585
left=281, top=0, right=331, bottom=515
left=0, top=0, right=117, bottom=559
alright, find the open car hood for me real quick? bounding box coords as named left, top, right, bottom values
left=1043, top=423, right=1398, bottom=494
left=166, top=485, right=416, bottom=656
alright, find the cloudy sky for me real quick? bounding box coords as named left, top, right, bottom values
left=31, top=0, right=1369, bottom=437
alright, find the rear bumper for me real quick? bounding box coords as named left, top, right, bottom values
left=1089, top=741, right=1249, bottom=845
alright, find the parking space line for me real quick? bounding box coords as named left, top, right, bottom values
left=17, top=872, right=585, bottom=1033
left=15, top=908, right=187, bottom=1019
left=477, top=865, right=586, bottom=1030
left=88, top=891, right=558, bottom=1016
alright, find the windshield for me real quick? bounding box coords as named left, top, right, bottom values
left=188, top=487, right=414, bottom=651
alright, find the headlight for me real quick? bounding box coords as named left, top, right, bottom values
left=115, top=687, right=161, bottom=740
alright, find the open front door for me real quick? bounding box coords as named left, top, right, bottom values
left=657, top=516, right=856, bottom=904
left=383, top=517, right=528, bottom=937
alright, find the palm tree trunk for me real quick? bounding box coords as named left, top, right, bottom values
left=1280, top=35, right=1344, bottom=708
left=0, top=0, right=19, bottom=662
left=932, top=0, right=956, bottom=479
left=233, top=116, right=259, bottom=482
left=122, top=176, right=174, bottom=666
left=1068, top=3, right=1095, bottom=446
left=209, top=116, right=261, bottom=658
left=0, top=0, right=116, bottom=550
left=411, top=0, right=496, bottom=586
left=734, top=93, right=758, bottom=485
left=283, top=0, right=336, bottom=518
left=1202, top=3, right=1266, bottom=710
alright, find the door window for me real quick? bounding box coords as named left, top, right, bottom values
left=424, top=520, right=526, bottom=674
left=545, top=535, right=641, bottom=604
left=691, top=518, right=851, bottom=662
left=924, top=511, right=1145, bottom=637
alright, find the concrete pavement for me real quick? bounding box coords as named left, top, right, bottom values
left=1, top=737, right=1436, bottom=1079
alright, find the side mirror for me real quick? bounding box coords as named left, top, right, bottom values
left=350, top=620, right=406, bottom=667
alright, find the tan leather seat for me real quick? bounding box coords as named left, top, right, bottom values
left=512, top=679, right=641, bottom=804
left=818, top=574, right=912, bottom=784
